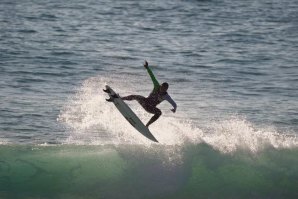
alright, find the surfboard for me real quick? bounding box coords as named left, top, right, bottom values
left=103, top=85, right=158, bottom=143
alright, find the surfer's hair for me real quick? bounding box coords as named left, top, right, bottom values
left=161, top=82, right=169, bottom=89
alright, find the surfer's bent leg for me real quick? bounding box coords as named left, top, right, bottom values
left=122, top=95, right=146, bottom=104
left=122, top=95, right=161, bottom=126
left=145, top=107, right=162, bottom=127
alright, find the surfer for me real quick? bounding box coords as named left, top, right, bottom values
left=121, top=61, right=177, bottom=127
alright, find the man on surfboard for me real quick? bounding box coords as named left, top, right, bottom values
left=121, top=61, right=177, bottom=127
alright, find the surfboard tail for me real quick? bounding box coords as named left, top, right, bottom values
left=150, top=136, right=159, bottom=143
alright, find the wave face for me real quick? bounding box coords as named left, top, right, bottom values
left=0, top=144, right=297, bottom=199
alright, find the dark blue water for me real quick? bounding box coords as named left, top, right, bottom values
left=0, top=0, right=298, bottom=198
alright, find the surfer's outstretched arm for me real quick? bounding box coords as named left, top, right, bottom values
left=164, top=94, right=177, bottom=113
left=144, top=61, right=160, bottom=91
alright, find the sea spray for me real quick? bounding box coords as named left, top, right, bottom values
left=57, top=75, right=203, bottom=146
left=202, top=117, right=298, bottom=153
left=58, top=75, right=298, bottom=155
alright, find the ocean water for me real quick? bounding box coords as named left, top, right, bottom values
left=0, top=0, right=298, bottom=198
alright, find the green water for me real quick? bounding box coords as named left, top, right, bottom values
left=0, top=144, right=297, bottom=199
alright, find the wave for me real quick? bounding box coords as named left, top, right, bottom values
left=32, top=74, right=298, bottom=198
left=0, top=144, right=297, bottom=199
left=2, top=72, right=297, bottom=198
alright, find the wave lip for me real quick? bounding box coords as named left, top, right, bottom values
left=202, top=118, right=298, bottom=153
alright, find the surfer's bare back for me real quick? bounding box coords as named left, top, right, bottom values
left=121, top=61, right=177, bottom=127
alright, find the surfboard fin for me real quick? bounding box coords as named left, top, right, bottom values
left=103, top=89, right=110, bottom=93
left=106, top=98, right=113, bottom=102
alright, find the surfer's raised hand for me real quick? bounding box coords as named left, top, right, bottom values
left=144, top=60, right=148, bottom=68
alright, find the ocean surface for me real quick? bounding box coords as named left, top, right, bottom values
left=0, top=0, right=298, bottom=198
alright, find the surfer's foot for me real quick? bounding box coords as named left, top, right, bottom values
left=106, top=94, right=119, bottom=102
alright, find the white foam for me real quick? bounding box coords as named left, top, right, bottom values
left=57, top=75, right=202, bottom=146
left=201, top=117, right=298, bottom=153
left=0, top=139, right=8, bottom=145
left=58, top=75, right=298, bottom=154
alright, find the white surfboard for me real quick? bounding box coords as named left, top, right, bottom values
left=104, top=85, right=158, bottom=143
